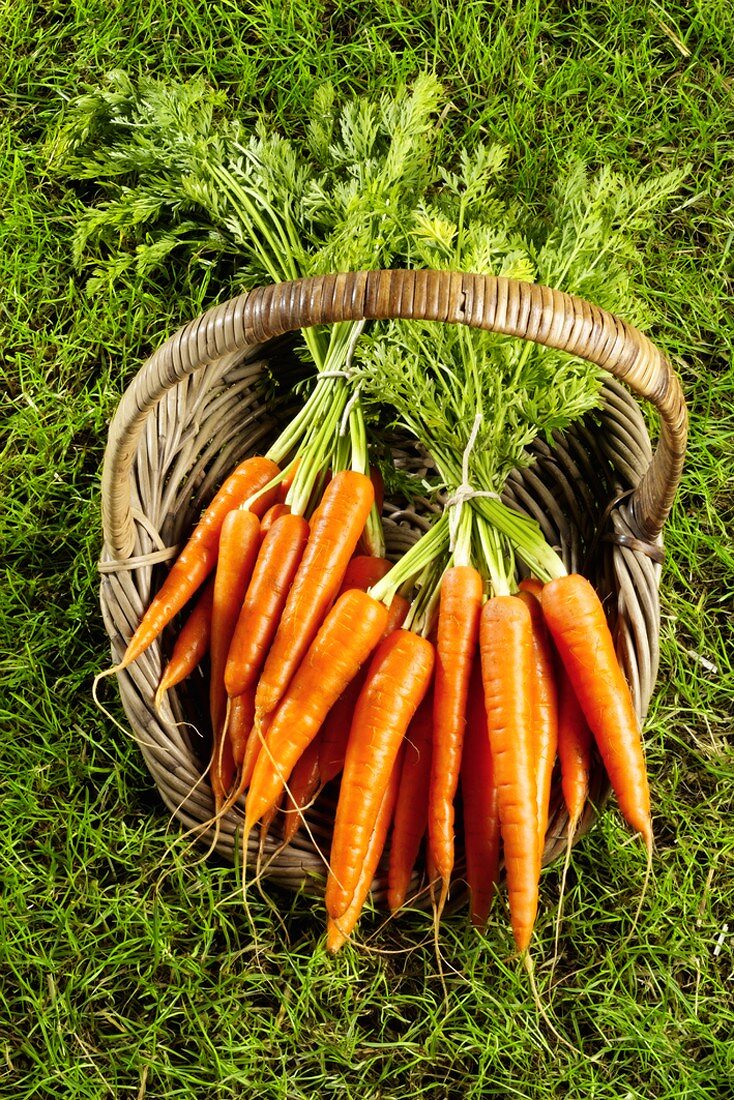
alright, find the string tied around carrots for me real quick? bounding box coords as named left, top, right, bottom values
left=444, top=412, right=501, bottom=551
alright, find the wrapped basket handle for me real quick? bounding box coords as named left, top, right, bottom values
left=101, top=270, right=688, bottom=560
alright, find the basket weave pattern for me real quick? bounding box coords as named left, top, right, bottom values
left=99, top=270, right=687, bottom=901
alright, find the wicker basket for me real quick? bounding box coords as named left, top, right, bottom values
left=98, top=270, right=687, bottom=905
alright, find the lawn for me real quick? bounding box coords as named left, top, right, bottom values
left=2, top=1, right=733, bottom=1097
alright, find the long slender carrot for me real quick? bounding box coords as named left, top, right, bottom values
left=556, top=670, right=594, bottom=829
left=428, top=565, right=484, bottom=901
left=387, top=691, right=433, bottom=912
left=517, top=589, right=559, bottom=867
left=479, top=596, right=539, bottom=953
left=254, top=470, right=375, bottom=719
left=461, top=661, right=501, bottom=929
left=209, top=509, right=262, bottom=805
left=280, top=734, right=322, bottom=846
left=224, top=513, right=310, bottom=699
left=244, top=589, right=389, bottom=830
left=318, top=564, right=407, bottom=787
left=325, top=630, right=435, bottom=922
left=119, top=455, right=280, bottom=669
left=153, top=576, right=214, bottom=711
left=540, top=573, right=651, bottom=848
left=228, top=688, right=256, bottom=770
left=327, top=745, right=404, bottom=953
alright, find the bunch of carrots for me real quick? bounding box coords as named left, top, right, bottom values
left=109, top=437, right=652, bottom=956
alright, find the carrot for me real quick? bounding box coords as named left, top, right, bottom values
left=153, top=576, right=214, bottom=711
left=387, top=691, right=433, bottom=912
left=208, top=508, right=262, bottom=805
left=338, top=555, right=392, bottom=594
left=461, top=661, right=501, bottom=928
left=318, top=591, right=410, bottom=786
left=517, top=589, right=559, bottom=867
left=259, top=502, right=291, bottom=540
left=254, top=470, right=375, bottom=719
left=224, top=513, right=310, bottom=699
left=326, top=745, right=404, bottom=953
left=280, top=734, right=322, bottom=846
left=325, top=630, right=435, bottom=922
left=428, top=565, right=484, bottom=902
left=384, top=593, right=411, bottom=635
left=479, top=596, right=539, bottom=953
left=227, top=688, right=256, bottom=770
left=519, top=577, right=544, bottom=599
left=119, top=455, right=280, bottom=669
left=556, top=670, right=594, bottom=829
left=540, top=573, right=651, bottom=848
left=244, top=589, right=389, bottom=830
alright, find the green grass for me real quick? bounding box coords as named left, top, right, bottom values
left=2, top=1, right=733, bottom=1097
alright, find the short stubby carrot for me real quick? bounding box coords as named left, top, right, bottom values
left=556, top=667, right=594, bottom=829
left=461, top=661, right=501, bottom=928
left=479, top=596, right=539, bottom=953
left=517, top=589, right=559, bottom=867
left=325, top=630, right=435, bottom=922
left=254, top=470, right=375, bottom=719
left=120, top=455, right=280, bottom=669
left=541, top=574, right=652, bottom=848
left=327, top=745, right=404, bottom=953
left=209, top=508, right=261, bottom=804
left=224, top=513, right=309, bottom=698
left=387, top=691, right=433, bottom=912
left=428, top=565, right=484, bottom=898
left=244, top=589, right=389, bottom=830
left=153, top=576, right=214, bottom=710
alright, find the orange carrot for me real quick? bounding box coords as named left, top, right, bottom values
left=479, top=596, right=539, bottom=953
left=387, top=691, right=433, bottom=912
left=325, top=630, right=435, bottom=921
left=259, top=502, right=291, bottom=540
left=227, top=688, right=256, bottom=770
left=326, top=745, right=404, bottom=952
left=120, top=455, right=280, bottom=669
left=244, top=589, right=389, bottom=830
left=338, top=555, right=392, bottom=594
left=153, top=576, right=214, bottom=710
left=519, top=577, right=544, bottom=599
left=428, top=565, right=484, bottom=901
left=280, top=734, right=322, bottom=846
left=517, top=589, right=559, bottom=866
left=461, top=661, right=501, bottom=928
left=556, top=670, right=594, bottom=829
left=209, top=509, right=261, bottom=806
left=540, top=573, right=651, bottom=848
left=254, top=470, right=375, bottom=719
left=318, top=590, right=410, bottom=786
left=224, top=513, right=310, bottom=699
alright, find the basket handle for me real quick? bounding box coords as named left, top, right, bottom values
left=101, top=270, right=687, bottom=559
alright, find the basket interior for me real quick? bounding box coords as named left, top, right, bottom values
left=99, top=334, right=662, bottom=903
